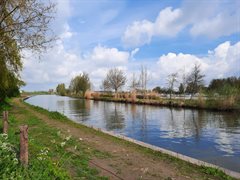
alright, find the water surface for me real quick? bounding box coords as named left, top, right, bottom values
left=26, top=95, right=240, bottom=172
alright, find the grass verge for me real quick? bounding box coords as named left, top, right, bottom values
left=0, top=100, right=108, bottom=179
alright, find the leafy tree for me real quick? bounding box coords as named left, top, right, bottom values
left=56, top=84, right=66, bottom=96
left=0, top=0, right=56, bottom=100
left=187, top=64, right=205, bottom=97
left=102, top=68, right=126, bottom=93
left=0, top=40, right=25, bottom=100
left=178, top=83, right=184, bottom=94
left=208, top=77, right=240, bottom=96
left=152, top=86, right=168, bottom=94
left=69, top=73, right=91, bottom=96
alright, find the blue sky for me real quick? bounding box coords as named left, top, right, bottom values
left=22, top=0, right=240, bottom=91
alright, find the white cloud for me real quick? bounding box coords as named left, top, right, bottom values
left=154, top=7, right=183, bottom=36
left=122, top=1, right=240, bottom=47
left=155, top=41, right=240, bottom=86
left=190, top=12, right=240, bottom=38
left=90, top=45, right=129, bottom=66
left=60, top=24, right=73, bottom=39
left=130, top=48, right=140, bottom=59
left=22, top=43, right=130, bottom=91
left=22, top=41, right=239, bottom=91
left=122, top=20, right=154, bottom=47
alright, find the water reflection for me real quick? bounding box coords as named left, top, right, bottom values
left=26, top=95, right=240, bottom=172
left=103, top=103, right=125, bottom=130
left=68, top=99, right=90, bottom=121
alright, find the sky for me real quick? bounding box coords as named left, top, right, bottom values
left=22, top=0, right=240, bottom=91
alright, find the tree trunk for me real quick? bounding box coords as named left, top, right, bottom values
left=2, top=111, right=8, bottom=134
left=20, top=125, right=28, bottom=167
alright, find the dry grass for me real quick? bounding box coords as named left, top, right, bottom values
left=84, top=90, right=92, bottom=99
left=130, top=91, right=136, bottom=103
left=124, top=93, right=129, bottom=99
left=198, top=93, right=205, bottom=108
left=92, top=92, right=100, bottom=99
left=220, top=96, right=236, bottom=109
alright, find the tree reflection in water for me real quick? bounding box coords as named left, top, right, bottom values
left=68, top=99, right=91, bottom=122
left=103, top=103, right=125, bottom=130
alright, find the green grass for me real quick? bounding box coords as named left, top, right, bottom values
left=22, top=100, right=236, bottom=180
left=0, top=100, right=108, bottom=179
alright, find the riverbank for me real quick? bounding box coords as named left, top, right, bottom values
left=71, top=95, right=240, bottom=111
left=1, top=97, right=238, bottom=179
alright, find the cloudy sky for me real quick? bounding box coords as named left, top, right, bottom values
left=22, top=0, right=240, bottom=91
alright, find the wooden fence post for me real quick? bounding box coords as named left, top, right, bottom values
left=20, top=125, right=28, bottom=167
left=2, top=111, right=8, bottom=134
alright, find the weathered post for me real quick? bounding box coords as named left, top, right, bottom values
left=20, top=125, right=28, bottom=167
left=2, top=111, right=8, bottom=134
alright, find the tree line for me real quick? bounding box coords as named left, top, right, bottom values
left=56, top=63, right=240, bottom=99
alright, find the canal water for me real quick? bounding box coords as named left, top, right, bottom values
left=25, top=95, right=240, bottom=172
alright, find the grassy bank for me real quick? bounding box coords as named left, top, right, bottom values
left=61, top=91, right=240, bottom=111
left=0, top=100, right=108, bottom=179
left=0, top=98, right=237, bottom=179
left=88, top=95, right=240, bottom=111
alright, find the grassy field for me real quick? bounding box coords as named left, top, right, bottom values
left=0, top=97, right=237, bottom=179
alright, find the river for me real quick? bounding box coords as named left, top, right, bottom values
left=25, top=95, right=240, bottom=172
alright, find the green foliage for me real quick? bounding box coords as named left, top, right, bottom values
left=152, top=86, right=169, bottom=94
left=186, top=63, right=205, bottom=96
left=0, top=134, right=69, bottom=179
left=56, top=83, right=66, bottom=96
left=178, top=83, right=184, bottom=94
left=2, top=105, right=108, bottom=179
left=208, top=77, right=240, bottom=96
left=200, top=166, right=234, bottom=180
left=0, top=39, right=24, bottom=101
left=69, top=73, right=91, bottom=96
left=0, top=0, right=55, bottom=101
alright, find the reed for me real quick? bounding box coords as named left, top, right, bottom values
left=84, top=90, right=92, bottom=99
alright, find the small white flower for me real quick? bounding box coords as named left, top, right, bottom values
left=65, top=135, right=71, bottom=141
left=60, top=141, right=66, bottom=147
left=13, top=158, right=18, bottom=164
left=79, top=138, right=83, bottom=141
left=1, top=133, right=8, bottom=139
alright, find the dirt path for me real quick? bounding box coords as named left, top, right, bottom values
left=12, top=98, right=220, bottom=180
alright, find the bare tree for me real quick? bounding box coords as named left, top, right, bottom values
left=101, top=79, right=111, bottom=91
left=129, top=73, right=140, bottom=91
left=139, top=65, right=149, bottom=93
left=187, top=63, right=205, bottom=98
left=180, top=67, right=187, bottom=98
left=103, top=68, right=126, bottom=93
left=167, top=73, right=178, bottom=100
